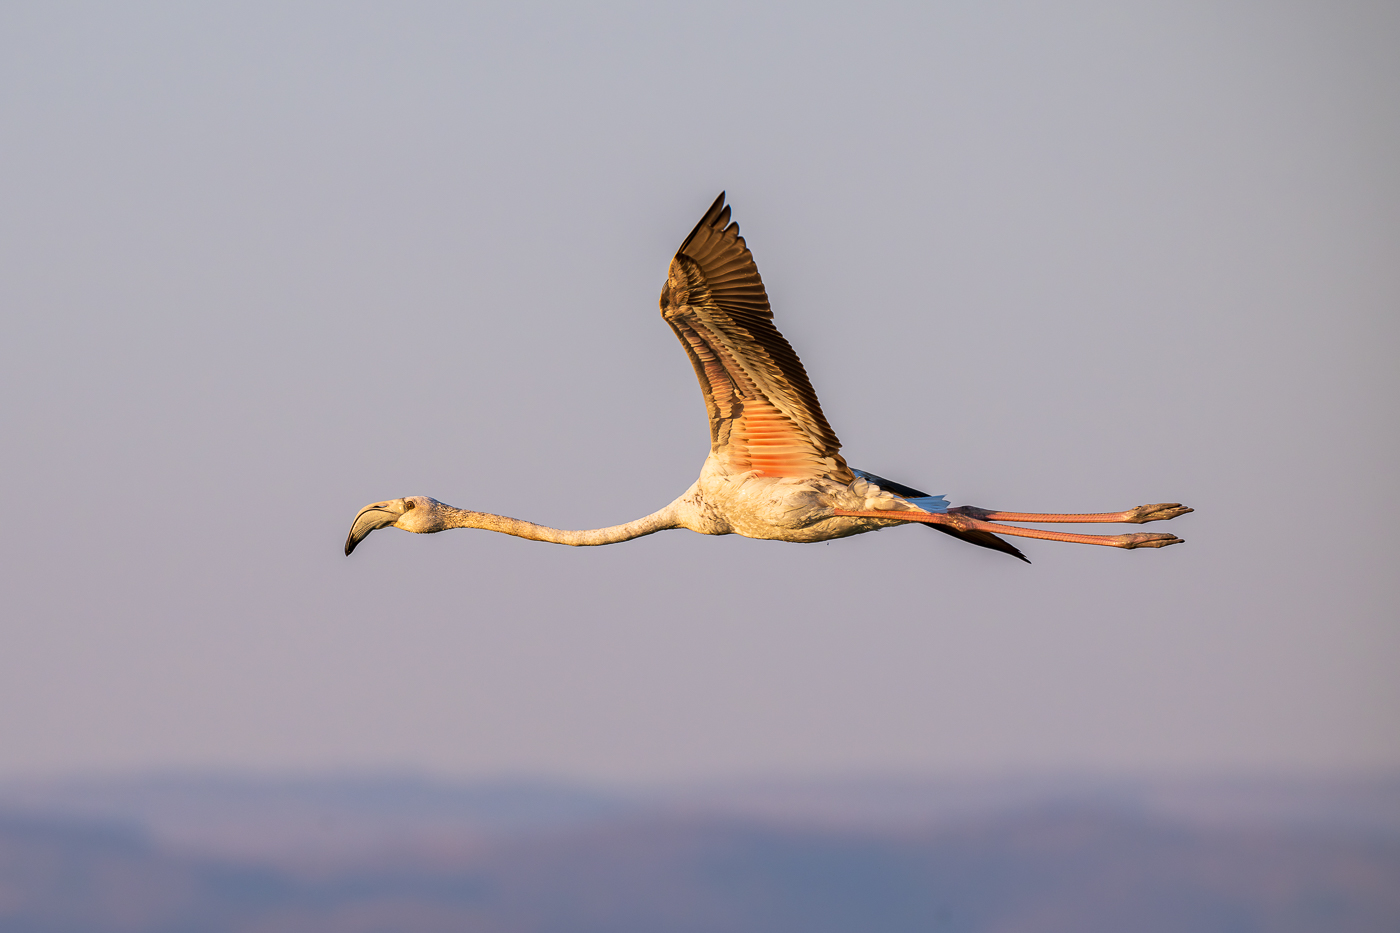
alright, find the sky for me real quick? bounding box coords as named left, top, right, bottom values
left=0, top=0, right=1396, bottom=784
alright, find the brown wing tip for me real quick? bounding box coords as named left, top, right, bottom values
left=677, top=191, right=730, bottom=256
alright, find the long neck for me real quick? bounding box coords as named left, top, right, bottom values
left=440, top=501, right=682, bottom=546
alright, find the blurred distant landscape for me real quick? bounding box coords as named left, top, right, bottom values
left=1, top=774, right=1396, bottom=932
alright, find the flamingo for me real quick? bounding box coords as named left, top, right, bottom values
left=345, top=193, right=1190, bottom=562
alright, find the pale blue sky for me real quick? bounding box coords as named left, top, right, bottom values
left=0, top=0, right=1395, bottom=782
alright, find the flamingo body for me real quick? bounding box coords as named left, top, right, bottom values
left=346, top=194, right=1190, bottom=561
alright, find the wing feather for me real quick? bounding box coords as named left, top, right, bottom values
left=660, top=193, right=851, bottom=481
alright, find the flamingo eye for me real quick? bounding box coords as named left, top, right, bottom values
left=402, top=499, right=415, bottom=511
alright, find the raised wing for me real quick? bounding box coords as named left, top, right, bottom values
left=659, top=193, right=852, bottom=481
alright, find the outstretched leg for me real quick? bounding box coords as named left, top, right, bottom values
left=950, top=503, right=1192, bottom=524
left=831, top=509, right=1184, bottom=549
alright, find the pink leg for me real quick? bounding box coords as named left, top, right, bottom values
left=831, top=509, right=1184, bottom=549
left=950, top=503, right=1192, bottom=524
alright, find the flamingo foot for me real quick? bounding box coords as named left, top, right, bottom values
left=1122, top=503, right=1193, bottom=524
left=1116, top=532, right=1184, bottom=548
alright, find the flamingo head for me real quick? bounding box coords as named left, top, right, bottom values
left=344, top=496, right=446, bottom=555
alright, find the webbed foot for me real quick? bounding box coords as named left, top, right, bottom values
left=1116, top=532, right=1184, bottom=548
left=1123, top=503, right=1193, bottom=524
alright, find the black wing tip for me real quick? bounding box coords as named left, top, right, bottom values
left=849, top=470, right=932, bottom=501
left=924, top=523, right=1031, bottom=563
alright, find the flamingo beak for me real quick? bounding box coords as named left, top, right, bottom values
left=344, top=501, right=408, bottom=556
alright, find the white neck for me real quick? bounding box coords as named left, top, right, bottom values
left=439, top=501, right=683, bottom=546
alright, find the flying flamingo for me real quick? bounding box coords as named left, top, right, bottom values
left=346, top=193, right=1190, bottom=562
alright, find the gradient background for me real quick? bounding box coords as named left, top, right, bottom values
left=1, top=0, right=1395, bottom=785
